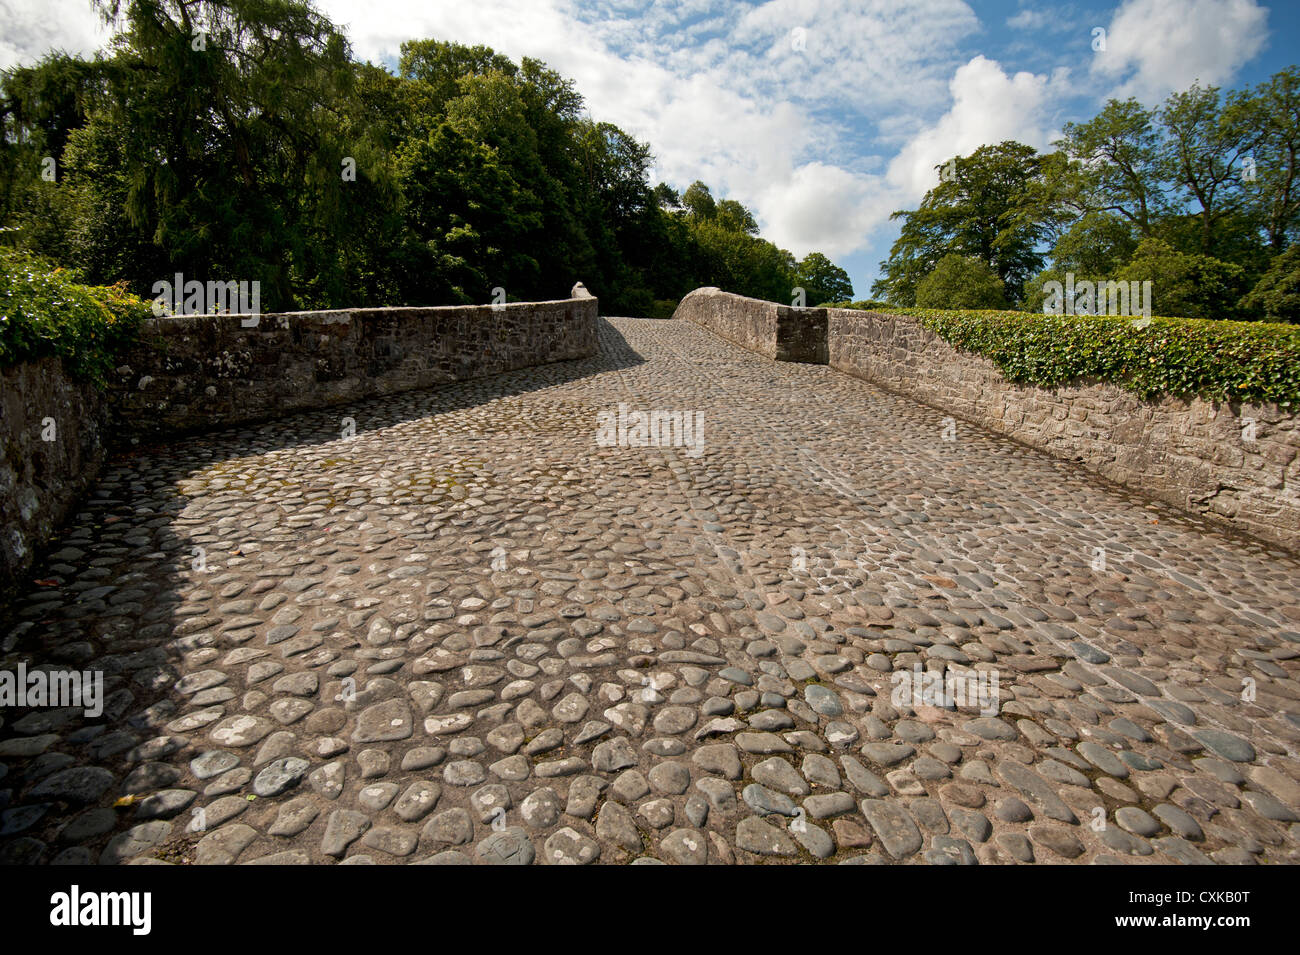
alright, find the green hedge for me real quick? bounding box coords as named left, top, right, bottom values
left=0, top=247, right=152, bottom=384
left=883, top=306, right=1300, bottom=407
left=823, top=299, right=891, bottom=311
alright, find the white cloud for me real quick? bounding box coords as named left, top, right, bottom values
left=756, top=163, right=895, bottom=259
left=725, top=0, right=978, bottom=112
left=1092, top=0, right=1268, bottom=102
left=1006, top=7, right=1052, bottom=31
left=0, top=0, right=118, bottom=70
left=887, top=55, right=1066, bottom=199
left=1005, top=2, right=1078, bottom=34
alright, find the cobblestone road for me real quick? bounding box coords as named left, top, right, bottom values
left=2, top=317, right=1298, bottom=864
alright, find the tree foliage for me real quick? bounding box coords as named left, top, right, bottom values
left=1241, top=244, right=1300, bottom=322
left=794, top=252, right=853, bottom=305
left=0, top=1, right=850, bottom=315
left=872, top=141, right=1061, bottom=307
left=874, top=66, right=1300, bottom=321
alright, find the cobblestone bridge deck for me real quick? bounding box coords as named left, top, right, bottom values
left=2, top=317, right=1297, bottom=864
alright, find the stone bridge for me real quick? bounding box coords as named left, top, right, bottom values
left=0, top=309, right=1297, bottom=864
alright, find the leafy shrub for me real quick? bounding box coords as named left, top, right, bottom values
left=0, top=246, right=152, bottom=384
left=890, top=305, right=1300, bottom=407
left=915, top=254, right=1007, bottom=309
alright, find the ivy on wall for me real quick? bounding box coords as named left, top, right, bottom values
left=841, top=305, right=1300, bottom=408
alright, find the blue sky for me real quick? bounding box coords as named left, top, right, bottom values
left=4, top=0, right=1297, bottom=298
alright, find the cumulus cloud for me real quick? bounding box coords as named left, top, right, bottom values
left=886, top=55, right=1066, bottom=199
left=1091, top=0, right=1269, bottom=102
left=756, top=163, right=895, bottom=259
left=0, top=0, right=117, bottom=70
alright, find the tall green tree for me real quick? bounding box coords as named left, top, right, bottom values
left=682, top=181, right=718, bottom=222
left=1232, top=67, right=1300, bottom=252
left=73, top=0, right=370, bottom=308
left=1056, top=98, right=1168, bottom=235
left=873, top=141, right=1059, bottom=305
left=1158, top=82, right=1259, bottom=258
left=795, top=252, right=853, bottom=304
left=716, top=199, right=758, bottom=235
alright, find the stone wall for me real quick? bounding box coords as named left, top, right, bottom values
left=0, top=357, right=109, bottom=598
left=1, top=289, right=598, bottom=595
left=110, top=292, right=599, bottom=441
left=673, top=287, right=827, bottom=363
left=829, top=308, right=1299, bottom=551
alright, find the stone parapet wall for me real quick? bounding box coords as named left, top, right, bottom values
left=828, top=307, right=1298, bottom=552
left=1, top=357, right=110, bottom=598
left=110, top=296, right=599, bottom=441
left=673, top=287, right=826, bottom=363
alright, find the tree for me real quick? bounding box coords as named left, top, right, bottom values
left=691, top=220, right=797, bottom=303
left=915, top=254, right=1007, bottom=309
left=869, top=209, right=944, bottom=306
left=1158, top=82, right=1258, bottom=258
left=795, top=252, right=853, bottom=304
left=398, top=39, right=518, bottom=116
left=1240, top=244, right=1300, bottom=322
left=682, top=181, right=717, bottom=221
left=0, top=54, right=106, bottom=201
left=68, top=0, right=369, bottom=308
left=0, top=54, right=118, bottom=261
left=873, top=141, right=1059, bottom=306
left=652, top=183, right=681, bottom=209
left=1056, top=98, right=1168, bottom=235
left=716, top=199, right=758, bottom=234
left=1232, top=67, right=1300, bottom=252
left=1049, top=211, right=1138, bottom=275
left=395, top=120, right=539, bottom=303
left=59, top=113, right=170, bottom=287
